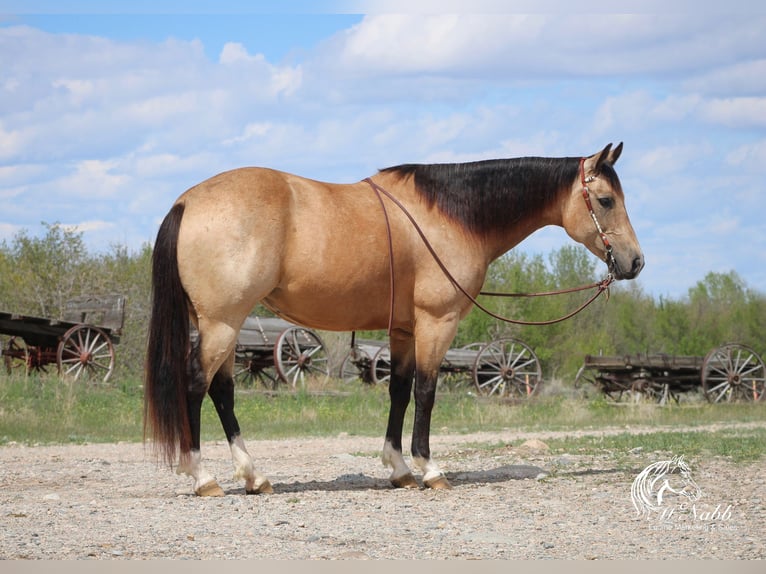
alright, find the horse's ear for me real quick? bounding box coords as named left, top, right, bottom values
left=584, top=143, right=613, bottom=175
left=608, top=142, right=623, bottom=165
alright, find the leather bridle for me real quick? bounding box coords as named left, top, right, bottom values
left=579, top=157, right=617, bottom=274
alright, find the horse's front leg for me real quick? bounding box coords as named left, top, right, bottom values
left=410, top=319, right=458, bottom=490
left=411, top=366, right=452, bottom=490
left=381, top=333, right=419, bottom=489
left=208, top=370, right=273, bottom=495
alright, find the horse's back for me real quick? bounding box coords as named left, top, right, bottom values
left=172, top=167, right=394, bottom=330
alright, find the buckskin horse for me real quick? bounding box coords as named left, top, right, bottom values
left=144, top=142, right=643, bottom=496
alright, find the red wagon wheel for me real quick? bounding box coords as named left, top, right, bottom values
left=3, top=336, right=31, bottom=376
left=702, top=343, right=765, bottom=403
left=472, top=338, right=542, bottom=398
left=233, top=349, right=279, bottom=390
left=57, top=325, right=116, bottom=384
left=371, top=344, right=391, bottom=385
left=339, top=346, right=373, bottom=384
left=273, top=326, right=330, bottom=387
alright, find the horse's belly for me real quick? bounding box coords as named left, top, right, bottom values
left=262, top=279, right=394, bottom=332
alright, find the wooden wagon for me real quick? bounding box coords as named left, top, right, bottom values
left=0, top=295, right=126, bottom=383
left=574, top=343, right=765, bottom=404
left=338, top=337, right=542, bottom=398
left=191, top=316, right=330, bottom=388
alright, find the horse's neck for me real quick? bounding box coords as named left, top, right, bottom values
left=484, top=203, right=562, bottom=262
left=477, top=163, right=569, bottom=261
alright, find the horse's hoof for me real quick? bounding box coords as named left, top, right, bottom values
left=424, top=476, right=453, bottom=490
left=196, top=481, right=225, bottom=497
left=246, top=479, right=274, bottom=495
left=391, top=473, right=419, bottom=489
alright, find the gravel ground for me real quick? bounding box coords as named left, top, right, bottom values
left=1, top=423, right=764, bottom=560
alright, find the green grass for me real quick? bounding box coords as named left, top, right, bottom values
left=1, top=374, right=764, bottom=465
left=542, top=428, right=766, bottom=463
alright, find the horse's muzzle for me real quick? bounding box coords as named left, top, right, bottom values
left=612, top=253, right=644, bottom=280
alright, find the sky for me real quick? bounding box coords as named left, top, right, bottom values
left=1, top=1, right=765, bottom=300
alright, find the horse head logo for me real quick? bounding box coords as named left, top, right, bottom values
left=631, top=455, right=703, bottom=517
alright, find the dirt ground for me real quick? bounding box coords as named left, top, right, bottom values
left=0, top=423, right=764, bottom=560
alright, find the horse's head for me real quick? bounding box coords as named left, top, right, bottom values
left=562, top=143, right=644, bottom=280
left=668, top=455, right=703, bottom=504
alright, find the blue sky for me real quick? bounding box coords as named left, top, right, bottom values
left=1, top=1, right=765, bottom=300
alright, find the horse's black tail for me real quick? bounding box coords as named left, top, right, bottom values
left=144, top=202, right=192, bottom=467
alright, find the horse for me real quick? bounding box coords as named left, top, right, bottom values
left=631, top=456, right=703, bottom=517
left=144, top=142, right=643, bottom=496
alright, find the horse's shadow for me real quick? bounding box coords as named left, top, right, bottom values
left=237, top=463, right=550, bottom=495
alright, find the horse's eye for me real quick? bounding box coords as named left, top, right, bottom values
left=598, top=197, right=614, bottom=209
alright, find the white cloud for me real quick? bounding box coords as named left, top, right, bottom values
left=634, top=142, right=713, bottom=177
left=725, top=139, right=766, bottom=170
left=683, top=59, right=766, bottom=96
left=317, top=13, right=766, bottom=82
left=699, top=97, right=766, bottom=128
left=1, top=13, right=765, bottom=299
left=57, top=159, right=130, bottom=199
left=60, top=220, right=115, bottom=233
left=219, top=42, right=266, bottom=65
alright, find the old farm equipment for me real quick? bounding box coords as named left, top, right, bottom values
left=192, top=316, right=330, bottom=388
left=574, top=343, right=765, bottom=404
left=0, top=295, right=126, bottom=383
left=339, top=336, right=542, bottom=399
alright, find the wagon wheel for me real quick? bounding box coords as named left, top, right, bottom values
left=472, top=338, right=542, bottom=398
left=57, top=325, right=115, bottom=384
left=3, top=336, right=33, bottom=376
left=573, top=363, right=598, bottom=398
left=233, top=350, right=279, bottom=390
left=630, top=378, right=677, bottom=405
left=273, top=327, right=330, bottom=388
left=371, top=344, right=391, bottom=385
left=461, top=342, right=486, bottom=352
left=702, top=343, right=766, bottom=403
left=339, top=347, right=373, bottom=384
left=438, top=341, right=487, bottom=391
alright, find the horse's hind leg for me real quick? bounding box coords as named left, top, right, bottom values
left=208, top=355, right=273, bottom=495
left=175, top=341, right=225, bottom=496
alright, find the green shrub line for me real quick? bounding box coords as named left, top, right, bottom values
left=1, top=374, right=763, bottom=463
left=2, top=224, right=764, bottom=384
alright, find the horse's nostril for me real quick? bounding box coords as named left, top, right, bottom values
left=632, top=255, right=644, bottom=274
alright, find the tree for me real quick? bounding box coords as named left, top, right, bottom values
left=0, top=223, right=94, bottom=317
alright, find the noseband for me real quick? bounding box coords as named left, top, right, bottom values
left=579, top=157, right=617, bottom=273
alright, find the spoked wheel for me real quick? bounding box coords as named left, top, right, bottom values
left=339, top=347, right=373, bottom=384
left=3, top=336, right=32, bottom=376
left=274, top=327, right=330, bottom=387
left=702, top=343, right=766, bottom=403
left=473, top=338, right=542, bottom=398
left=233, top=350, right=279, bottom=390
left=371, top=345, right=391, bottom=385
left=573, top=363, right=599, bottom=399
left=574, top=363, right=636, bottom=403
left=57, top=325, right=116, bottom=384
left=629, top=379, right=678, bottom=405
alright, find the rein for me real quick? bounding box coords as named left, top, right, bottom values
left=363, top=158, right=615, bottom=332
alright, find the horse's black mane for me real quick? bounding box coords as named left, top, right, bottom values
left=380, top=156, right=617, bottom=236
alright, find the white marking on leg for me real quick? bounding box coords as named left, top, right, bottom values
left=176, top=449, right=217, bottom=493
left=230, top=435, right=270, bottom=491
left=413, top=455, right=444, bottom=483
left=382, top=439, right=412, bottom=482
